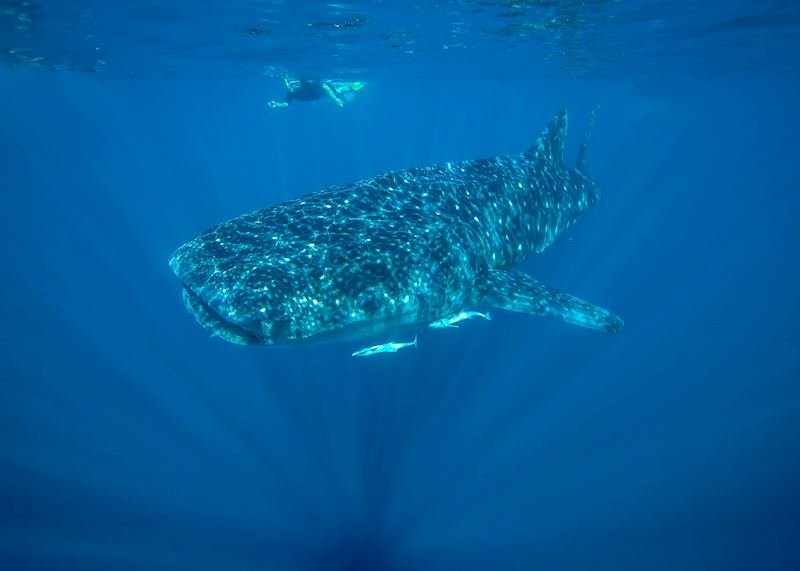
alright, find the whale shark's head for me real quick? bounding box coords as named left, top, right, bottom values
left=170, top=235, right=366, bottom=346
left=170, top=229, right=427, bottom=347
left=169, top=237, right=299, bottom=346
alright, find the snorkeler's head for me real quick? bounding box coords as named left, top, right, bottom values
left=284, top=76, right=301, bottom=92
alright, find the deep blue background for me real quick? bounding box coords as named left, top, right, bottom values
left=1, top=69, right=799, bottom=569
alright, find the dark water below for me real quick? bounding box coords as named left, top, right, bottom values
left=1, top=2, right=799, bottom=570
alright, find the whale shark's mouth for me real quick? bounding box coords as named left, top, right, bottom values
left=180, top=286, right=264, bottom=345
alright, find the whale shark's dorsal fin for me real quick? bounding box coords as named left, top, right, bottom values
left=529, top=108, right=568, bottom=163
left=475, top=269, right=623, bottom=333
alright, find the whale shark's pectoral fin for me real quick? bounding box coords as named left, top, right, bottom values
left=477, top=269, right=623, bottom=333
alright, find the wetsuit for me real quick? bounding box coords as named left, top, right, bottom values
left=284, top=80, right=328, bottom=104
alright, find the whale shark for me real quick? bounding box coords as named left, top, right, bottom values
left=169, top=108, right=623, bottom=350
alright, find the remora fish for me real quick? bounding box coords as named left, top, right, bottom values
left=429, top=311, right=491, bottom=329
left=352, top=336, right=417, bottom=357
left=169, top=108, right=623, bottom=348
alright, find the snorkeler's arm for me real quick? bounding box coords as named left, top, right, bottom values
left=322, top=82, right=345, bottom=107
left=267, top=91, right=292, bottom=109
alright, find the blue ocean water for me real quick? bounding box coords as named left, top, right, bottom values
left=1, top=1, right=799, bottom=570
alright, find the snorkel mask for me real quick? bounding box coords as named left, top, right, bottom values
left=284, top=77, right=301, bottom=92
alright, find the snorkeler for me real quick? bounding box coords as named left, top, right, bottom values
left=267, top=76, right=365, bottom=109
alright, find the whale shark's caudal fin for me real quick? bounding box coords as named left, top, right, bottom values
left=529, top=107, right=568, bottom=163
left=576, top=105, right=598, bottom=173
left=476, top=269, right=623, bottom=333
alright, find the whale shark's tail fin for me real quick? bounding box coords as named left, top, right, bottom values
left=529, top=107, right=598, bottom=172
left=576, top=105, right=599, bottom=173
left=529, top=108, right=568, bottom=163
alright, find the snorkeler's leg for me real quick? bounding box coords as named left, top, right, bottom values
left=322, top=83, right=345, bottom=107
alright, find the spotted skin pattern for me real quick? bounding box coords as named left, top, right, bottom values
left=169, top=108, right=623, bottom=347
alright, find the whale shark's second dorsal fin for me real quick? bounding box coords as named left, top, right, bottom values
left=529, top=107, right=567, bottom=163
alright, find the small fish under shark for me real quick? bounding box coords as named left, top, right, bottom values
left=352, top=335, right=418, bottom=358
left=428, top=310, right=491, bottom=329
left=169, top=108, right=623, bottom=356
